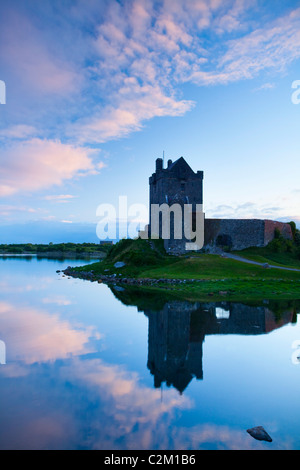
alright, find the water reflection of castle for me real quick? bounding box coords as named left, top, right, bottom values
left=144, top=301, right=296, bottom=394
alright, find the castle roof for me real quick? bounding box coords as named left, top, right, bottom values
left=166, top=156, right=202, bottom=180
left=167, top=156, right=193, bottom=172
left=150, top=156, right=203, bottom=186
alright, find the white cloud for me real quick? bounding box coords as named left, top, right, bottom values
left=252, top=82, right=276, bottom=92
left=206, top=193, right=300, bottom=223
left=1, top=0, right=300, bottom=192
left=191, top=7, right=300, bottom=85
left=72, top=1, right=300, bottom=144
left=44, top=195, right=77, bottom=203
left=0, top=125, right=37, bottom=140
left=0, top=204, right=37, bottom=217
left=75, top=83, right=194, bottom=144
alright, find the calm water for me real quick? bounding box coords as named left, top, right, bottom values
left=0, top=256, right=300, bottom=450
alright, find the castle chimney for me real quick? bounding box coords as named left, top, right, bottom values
left=156, top=158, right=163, bottom=171
left=167, top=159, right=172, bottom=168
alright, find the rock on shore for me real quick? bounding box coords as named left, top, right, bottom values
left=247, top=426, right=272, bottom=442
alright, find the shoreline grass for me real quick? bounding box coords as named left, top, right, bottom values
left=67, top=239, right=300, bottom=301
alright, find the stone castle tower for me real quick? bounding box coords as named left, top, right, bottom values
left=149, top=157, right=204, bottom=254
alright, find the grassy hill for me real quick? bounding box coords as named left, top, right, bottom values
left=232, top=246, right=300, bottom=269
left=66, top=235, right=300, bottom=301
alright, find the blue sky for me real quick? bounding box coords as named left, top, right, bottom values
left=0, top=0, right=300, bottom=243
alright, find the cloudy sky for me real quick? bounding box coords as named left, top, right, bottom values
left=0, top=0, right=300, bottom=242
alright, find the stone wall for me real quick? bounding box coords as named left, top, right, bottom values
left=204, top=218, right=293, bottom=251
left=264, top=220, right=293, bottom=245
left=204, top=218, right=265, bottom=251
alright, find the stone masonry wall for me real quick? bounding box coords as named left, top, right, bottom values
left=204, top=218, right=293, bottom=251
left=264, top=220, right=293, bottom=245
left=204, top=218, right=265, bottom=251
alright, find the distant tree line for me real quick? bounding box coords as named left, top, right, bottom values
left=0, top=242, right=112, bottom=255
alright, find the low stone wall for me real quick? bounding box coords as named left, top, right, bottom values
left=204, top=218, right=265, bottom=251
left=204, top=218, right=293, bottom=251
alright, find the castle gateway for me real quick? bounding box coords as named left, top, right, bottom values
left=147, top=157, right=293, bottom=254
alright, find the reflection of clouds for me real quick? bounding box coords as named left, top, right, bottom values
left=172, top=423, right=267, bottom=450
left=0, top=346, right=289, bottom=449
left=0, top=276, right=54, bottom=294
left=173, top=423, right=294, bottom=450
left=42, top=295, right=72, bottom=306
left=0, top=406, right=76, bottom=450
left=61, top=357, right=192, bottom=450
left=0, top=280, right=35, bottom=293
left=0, top=301, right=100, bottom=366
left=0, top=354, right=193, bottom=449
left=60, top=358, right=272, bottom=450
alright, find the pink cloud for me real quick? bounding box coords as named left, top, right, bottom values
left=2, top=0, right=300, bottom=149
left=0, top=125, right=37, bottom=140
left=84, top=0, right=300, bottom=144
left=0, top=138, right=101, bottom=196
left=61, top=356, right=192, bottom=449
left=0, top=204, right=36, bottom=217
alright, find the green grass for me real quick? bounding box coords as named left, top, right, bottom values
left=74, top=238, right=178, bottom=277
left=138, top=255, right=300, bottom=300
left=69, top=238, right=300, bottom=301
left=231, top=226, right=300, bottom=269
left=115, top=279, right=300, bottom=302
left=233, top=246, right=300, bottom=269
left=138, top=254, right=300, bottom=279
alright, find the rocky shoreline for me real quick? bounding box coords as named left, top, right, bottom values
left=62, top=266, right=206, bottom=285
left=60, top=264, right=300, bottom=301
left=61, top=266, right=230, bottom=294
